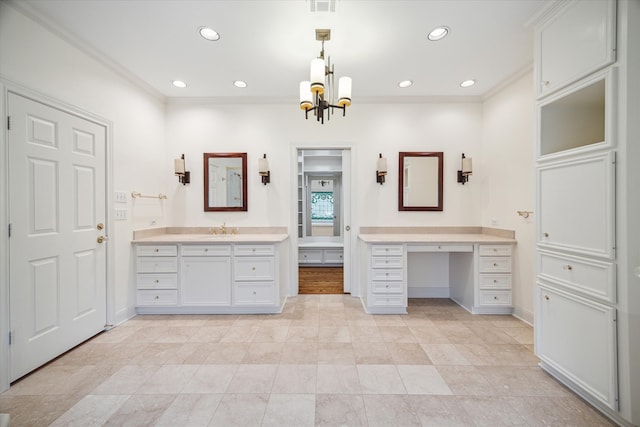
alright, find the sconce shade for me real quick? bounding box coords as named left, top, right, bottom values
left=174, top=158, right=185, bottom=175
left=338, top=76, right=352, bottom=107
left=377, top=156, right=387, bottom=175
left=299, top=81, right=313, bottom=110
left=310, top=58, right=326, bottom=94
left=258, top=157, right=269, bottom=175
left=462, top=157, right=472, bottom=174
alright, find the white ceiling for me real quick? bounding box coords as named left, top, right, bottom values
left=17, top=0, right=551, bottom=101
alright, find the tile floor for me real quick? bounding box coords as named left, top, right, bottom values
left=0, top=295, right=615, bottom=426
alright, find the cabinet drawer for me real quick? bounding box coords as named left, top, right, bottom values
left=479, top=290, right=512, bottom=306
left=324, top=249, right=344, bottom=264
left=371, top=257, right=403, bottom=268
left=234, top=244, right=275, bottom=256
left=371, top=281, right=404, bottom=294
left=538, top=251, right=615, bottom=302
left=136, top=273, right=177, bottom=290
left=371, top=269, right=404, bottom=282
left=137, top=257, right=178, bottom=273
left=136, top=245, right=177, bottom=257
left=137, top=290, right=178, bottom=306
left=299, top=249, right=323, bottom=264
left=479, top=257, right=511, bottom=273
left=370, top=294, right=405, bottom=307
left=479, top=245, right=512, bottom=256
left=181, top=244, right=231, bottom=257
left=371, top=245, right=403, bottom=257
left=479, top=274, right=512, bottom=290
left=234, top=257, right=275, bottom=281
left=408, top=244, right=473, bottom=253
left=233, top=282, right=276, bottom=306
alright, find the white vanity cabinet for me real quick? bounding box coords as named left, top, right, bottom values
left=180, top=245, right=231, bottom=306
left=136, top=245, right=178, bottom=306
left=134, top=237, right=287, bottom=314
left=233, top=244, right=277, bottom=307
left=363, top=244, right=406, bottom=314
left=536, top=0, right=616, bottom=98
left=476, top=244, right=513, bottom=311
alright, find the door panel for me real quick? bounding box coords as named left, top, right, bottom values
left=8, top=93, right=107, bottom=381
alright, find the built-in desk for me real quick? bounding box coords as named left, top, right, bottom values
left=359, top=230, right=516, bottom=315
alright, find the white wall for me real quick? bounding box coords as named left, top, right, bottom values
left=0, top=2, right=167, bottom=328
left=165, top=101, right=484, bottom=228
left=481, top=71, right=536, bottom=323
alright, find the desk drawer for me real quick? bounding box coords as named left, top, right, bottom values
left=299, top=249, right=323, bottom=264
left=137, top=273, right=178, bottom=289
left=137, top=290, right=178, bottom=306
left=181, top=244, right=231, bottom=256
left=324, top=249, right=344, bottom=264
left=370, top=294, right=405, bottom=307
left=372, top=281, right=404, bottom=294
left=479, top=290, right=512, bottom=306
left=234, top=257, right=275, bottom=281
left=479, top=245, right=512, bottom=256
left=234, top=244, right=275, bottom=256
left=371, top=245, right=404, bottom=256
left=371, top=269, right=404, bottom=282
left=408, top=244, right=473, bottom=253
left=479, top=274, right=512, bottom=290
left=137, top=257, right=178, bottom=273
left=479, top=257, right=511, bottom=273
left=371, top=257, right=403, bottom=268
left=136, top=245, right=177, bottom=257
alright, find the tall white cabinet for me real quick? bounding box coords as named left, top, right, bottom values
left=534, top=1, right=640, bottom=425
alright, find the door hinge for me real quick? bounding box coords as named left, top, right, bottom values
left=8, top=223, right=11, bottom=238
left=6, top=116, right=10, bottom=131
left=8, top=330, right=12, bottom=345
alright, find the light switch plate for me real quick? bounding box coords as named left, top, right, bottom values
left=114, top=191, right=128, bottom=203
left=115, top=208, right=128, bottom=221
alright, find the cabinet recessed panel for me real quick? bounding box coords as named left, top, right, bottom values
left=29, top=158, right=59, bottom=235
left=537, top=153, right=614, bottom=258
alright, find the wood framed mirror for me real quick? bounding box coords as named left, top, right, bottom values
left=398, top=151, right=443, bottom=211
left=204, top=152, right=247, bottom=211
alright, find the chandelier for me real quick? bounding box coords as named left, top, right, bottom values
left=299, top=29, right=352, bottom=124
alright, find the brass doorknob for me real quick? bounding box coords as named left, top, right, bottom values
left=97, top=235, right=109, bottom=244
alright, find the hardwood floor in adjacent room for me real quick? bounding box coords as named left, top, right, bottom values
left=298, top=267, right=344, bottom=294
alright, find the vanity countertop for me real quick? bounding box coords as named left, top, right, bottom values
left=133, top=233, right=288, bottom=244
left=131, top=227, right=288, bottom=244
left=358, top=233, right=516, bottom=244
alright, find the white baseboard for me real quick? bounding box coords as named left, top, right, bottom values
left=513, top=306, right=534, bottom=326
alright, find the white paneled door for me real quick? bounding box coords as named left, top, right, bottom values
left=8, top=93, right=107, bottom=381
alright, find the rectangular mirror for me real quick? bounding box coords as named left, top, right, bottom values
left=398, top=151, right=443, bottom=211
left=204, top=153, right=247, bottom=211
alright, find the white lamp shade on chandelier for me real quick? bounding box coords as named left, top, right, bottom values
left=338, top=76, right=352, bottom=107
left=299, top=81, right=313, bottom=110
left=310, top=58, right=326, bottom=94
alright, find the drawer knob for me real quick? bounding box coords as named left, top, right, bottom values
left=544, top=232, right=549, bottom=238
left=544, top=295, right=550, bottom=301
left=155, top=249, right=159, bottom=252
left=205, top=248, right=208, bottom=252
left=494, top=296, right=498, bottom=300
left=253, top=291, right=257, bottom=295
left=493, top=263, right=498, bottom=267
left=385, top=284, right=389, bottom=288
left=493, top=279, right=498, bottom=283
left=154, top=295, right=159, bottom=300
left=155, top=279, right=159, bottom=283
left=542, top=80, right=550, bottom=87
left=566, top=265, right=573, bottom=271
left=493, top=248, right=497, bottom=252
left=252, top=248, right=256, bottom=252
left=438, top=245, right=442, bottom=249
left=252, top=267, right=256, bottom=271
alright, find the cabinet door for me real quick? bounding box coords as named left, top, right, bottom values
left=180, top=257, right=231, bottom=306
left=536, top=283, right=617, bottom=410
left=537, top=152, right=615, bottom=258
left=536, top=0, right=616, bottom=98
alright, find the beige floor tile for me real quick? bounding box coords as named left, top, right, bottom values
left=252, top=325, right=290, bottom=342
left=316, top=365, right=361, bottom=394
left=421, top=343, right=472, bottom=365
left=226, top=364, right=277, bottom=394
left=318, top=326, right=351, bottom=342
left=104, top=394, right=176, bottom=426
left=208, top=393, right=268, bottom=427
left=285, top=326, right=319, bottom=342
left=181, top=364, right=237, bottom=394
left=352, top=342, right=394, bottom=364
left=280, top=342, right=318, bottom=364
left=154, top=393, right=222, bottom=427
left=0, top=394, right=83, bottom=427
left=261, top=393, right=315, bottom=427
left=397, top=365, right=452, bottom=395
left=49, top=394, right=130, bottom=427
left=357, top=364, right=406, bottom=394
left=349, top=325, right=384, bottom=342
left=241, top=342, right=284, bottom=364
left=317, top=342, right=355, bottom=364
left=435, top=365, right=494, bottom=396
left=271, top=364, right=317, bottom=394
left=378, top=326, right=418, bottom=343
left=91, top=365, right=160, bottom=395
left=315, top=393, right=368, bottom=427
left=203, top=343, right=249, bottom=364
left=136, top=364, right=199, bottom=394
left=387, top=342, right=432, bottom=365
left=187, top=326, right=230, bottom=343
left=362, top=394, right=421, bottom=427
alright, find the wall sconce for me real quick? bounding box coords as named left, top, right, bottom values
left=457, top=153, right=472, bottom=185
left=376, top=153, right=388, bottom=185
left=174, top=154, right=190, bottom=185
left=258, top=153, right=270, bottom=185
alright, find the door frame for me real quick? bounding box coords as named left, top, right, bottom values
left=0, top=80, right=115, bottom=393
left=289, top=143, right=358, bottom=297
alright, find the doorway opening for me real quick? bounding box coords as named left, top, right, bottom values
left=297, top=149, right=349, bottom=294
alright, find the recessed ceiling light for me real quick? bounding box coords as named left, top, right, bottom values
left=233, top=80, right=247, bottom=88
left=398, top=80, right=413, bottom=88
left=198, top=27, right=220, bottom=41
left=172, top=80, right=187, bottom=88
left=460, top=79, right=476, bottom=88
left=428, top=27, right=449, bottom=41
